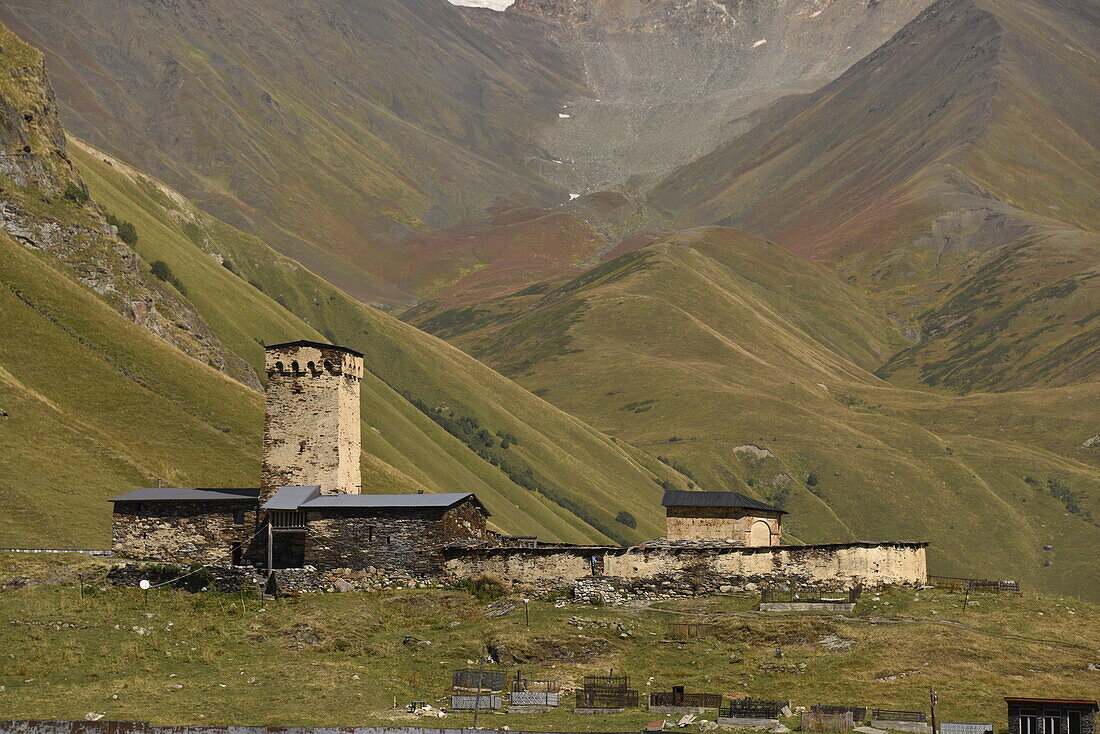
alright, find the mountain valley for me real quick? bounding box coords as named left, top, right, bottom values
left=0, top=0, right=1095, bottom=601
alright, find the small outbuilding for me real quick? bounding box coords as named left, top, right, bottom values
left=662, top=490, right=785, bottom=545
left=1006, top=698, right=1098, bottom=734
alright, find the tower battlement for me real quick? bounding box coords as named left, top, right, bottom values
left=261, top=341, right=363, bottom=501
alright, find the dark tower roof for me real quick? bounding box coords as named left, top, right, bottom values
left=265, top=340, right=364, bottom=357
left=661, top=490, right=787, bottom=515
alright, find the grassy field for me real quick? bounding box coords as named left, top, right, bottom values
left=0, top=553, right=1096, bottom=727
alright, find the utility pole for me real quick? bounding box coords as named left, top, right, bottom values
left=930, top=689, right=939, bottom=734
left=472, top=647, right=485, bottom=730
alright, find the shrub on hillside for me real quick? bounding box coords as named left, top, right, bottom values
left=615, top=510, right=637, bottom=529
left=63, top=182, right=89, bottom=205
left=105, top=212, right=138, bottom=246
left=150, top=260, right=187, bottom=295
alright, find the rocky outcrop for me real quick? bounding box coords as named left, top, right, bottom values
left=0, top=22, right=258, bottom=388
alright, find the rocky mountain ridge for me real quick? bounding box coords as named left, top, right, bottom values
left=0, top=24, right=256, bottom=387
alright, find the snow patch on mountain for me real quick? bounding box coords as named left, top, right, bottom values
left=448, top=0, right=515, bottom=9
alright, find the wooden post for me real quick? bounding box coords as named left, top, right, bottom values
left=930, top=689, right=938, bottom=734
left=78, top=572, right=84, bottom=602
left=266, top=522, right=273, bottom=579
left=472, top=648, right=485, bottom=729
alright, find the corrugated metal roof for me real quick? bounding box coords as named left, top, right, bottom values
left=262, top=485, right=321, bottom=510
left=265, top=340, right=363, bottom=357
left=108, top=487, right=260, bottom=503
left=303, top=492, right=486, bottom=513
left=661, top=490, right=786, bottom=514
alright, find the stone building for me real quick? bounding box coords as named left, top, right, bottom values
left=261, top=341, right=364, bottom=499
left=1006, top=699, right=1097, bottom=734
left=662, top=490, right=784, bottom=545
left=110, top=340, right=491, bottom=572
left=263, top=486, right=489, bottom=572
left=109, top=338, right=928, bottom=593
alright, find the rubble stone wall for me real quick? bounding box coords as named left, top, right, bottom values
left=111, top=500, right=260, bottom=564
left=305, top=500, right=490, bottom=573
left=445, top=541, right=927, bottom=597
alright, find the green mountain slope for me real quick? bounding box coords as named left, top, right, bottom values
left=0, top=19, right=691, bottom=549
left=0, top=0, right=585, bottom=304
left=649, top=0, right=1100, bottom=394
left=408, top=228, right=1100, bottom=600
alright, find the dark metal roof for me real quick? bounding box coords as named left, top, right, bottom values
left=1005, top=699, right=1098, bottom=708
left=661, top=490, right=786, bottom=515
left=108, top=487, right=260, bottom=503
left=262, top=485, right=320, bottom=510
left=303, top=492, right=487, bottom=514
left=265, top=340, right=363, bottom=357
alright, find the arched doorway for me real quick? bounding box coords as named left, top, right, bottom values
left=749, top=520, right=772, bottom=546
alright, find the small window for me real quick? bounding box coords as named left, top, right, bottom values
left=307, top=361, right=318, bottom=374
left=291, top=360, right=300, bottom=374
left=234, top=509, right=246, bottom=524
left=366, top=526, right=374, bottom=542
left=275, top=361, right=284, bottom=372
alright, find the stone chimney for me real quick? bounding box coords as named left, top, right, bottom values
left=260, top=341, right=363, bottom=501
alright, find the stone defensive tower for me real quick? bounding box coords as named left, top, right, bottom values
left=261, top=341, right=364, bottom=501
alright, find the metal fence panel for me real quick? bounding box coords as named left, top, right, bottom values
left=510, top=692, right=562, bottom=707
left=872, top=710, right=927, bottom=723
left=720, top=699, right=785, bottom=719
left=941, top=723, right=993, bottom=734
left=650, top=692, right=723, bottom=709
left=576, top=689, right=640, bottom=709
left=451, top=669, right=508, bottom=691
left=812, top=706, right=868, bottom=721
left=449, top=694, right=502, bottom=710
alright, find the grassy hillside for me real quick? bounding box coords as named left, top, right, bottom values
left=0, top=553, right=1097, bottom=726
left=649, top=0, right=1099, bottom=395
left=408, top=228, right=1099, bottom=600
left=0, top=0, right=585, bottom=304
left=0, top=134, right=689, bottom=550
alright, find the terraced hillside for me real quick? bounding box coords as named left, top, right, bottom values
left=408, top=228, right=1100, bottom=600
left=0, top=21, right=688, bottom=549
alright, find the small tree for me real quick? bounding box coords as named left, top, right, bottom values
left=806, top=472, right=819, bottom=487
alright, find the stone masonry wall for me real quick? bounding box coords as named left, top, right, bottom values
left=262, top=344, right=363, bottom=500
left=305, top=500, right=489, bottom=574
left=665, top=506, right=782, bottom=545
left=444, top=541, right=927, bottom=596
left=111, top=500, right=260, bottom=564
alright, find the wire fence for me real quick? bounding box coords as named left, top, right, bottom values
left=650, top=690, right=723, bottom=709
left=928, top=575, right=1021, bottom=594
left=872, top=710, right=927, bottom=722
left=720, top=698, right=785, bottom=719
left=452, top=669, right=508, bottom=691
